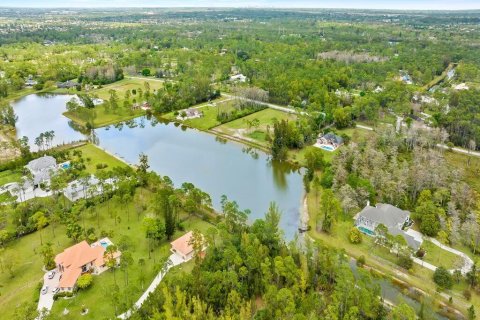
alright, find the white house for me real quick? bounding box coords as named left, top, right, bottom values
left=25, top=155, right=57, bottom=187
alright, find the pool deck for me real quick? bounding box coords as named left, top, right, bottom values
left=313, top=142, right=337, bottom=152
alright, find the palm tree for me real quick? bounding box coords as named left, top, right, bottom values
left=104, top=245, right=119, bottom=285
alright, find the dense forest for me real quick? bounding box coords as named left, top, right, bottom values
left=0, top=9, right=480, bottom=149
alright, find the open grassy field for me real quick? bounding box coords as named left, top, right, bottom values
left=421, top=240, right=463, bottom=270
left=64, top=106, right=145, bottom=129
left=0, top=188, right=214, bottom=320
left=214, top=108, right=296, bottom=147
left=161, top=97, right=232, bottom=131
left=69, top=143, right=129, bottom=174
left=63, top=78, right=163, bottom=128
left=91, top=78, right=163, bottom=101
left=0, top=169, right=22, bottom=186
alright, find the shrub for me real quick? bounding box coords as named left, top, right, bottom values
left=77, top=273, right=93, bottom=290
left=433, top=266, right=453, bottom=289
left=397, top=253, right=413, bottom=270
left=96, top=163, right=108, bottom=169
left=348, top=227, right=362, bottom=244
left=53, top=291, right=74, bottom=300
left=416, top=248, right=425, bottom=258
left=463, top=289, right=472, bottom=301
left=357, top=255, right=366, bottom=267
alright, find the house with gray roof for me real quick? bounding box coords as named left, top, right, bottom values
left=354, top=203, right=422, bottom=250
left=25, top=156, right=57, bottom=187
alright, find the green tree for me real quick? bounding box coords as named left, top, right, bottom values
left=30, top=211, right=48, bottom=245
left=320, top=189, right=341, bottom=233
left=40, top=242, right=55, bottom=270
left=77, top=273, right=93, bottom=289
left=433, top=266, right=453, bottom=289
left=66, top=220, right=83, bottom=242
left=390, top=302, right=416, bottom=320
left=468, top=305, right=476, bottom=320
left=348, top=227, right=362, bottom=244
left=104, top=244, right=119, bottom=284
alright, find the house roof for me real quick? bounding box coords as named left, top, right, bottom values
left=323, top=133, right=343, bottom=144
left=26, top=156, right=56, bottom=172
left=55, top=239, right=120, bottom=288
left=356, top=203, right=409, bottom=229
left=171, top=231, right=194, bottom=256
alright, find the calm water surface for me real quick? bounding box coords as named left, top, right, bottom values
left=13, top=94, right=85, bottom=149
left=13, top=94, right=304, bottom=239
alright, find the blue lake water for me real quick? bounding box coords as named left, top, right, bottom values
left=12, top=94, right=304, bottom=239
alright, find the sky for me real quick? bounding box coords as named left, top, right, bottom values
left=1, top=1, right=479, bottom=10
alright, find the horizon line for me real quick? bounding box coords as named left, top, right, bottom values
left=0, top=7, right=479, bottom=12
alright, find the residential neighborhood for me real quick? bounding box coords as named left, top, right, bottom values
left=0, top=4, right=480, bottom=320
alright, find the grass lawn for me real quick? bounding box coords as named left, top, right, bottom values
left=214, top=108, right=296, bottom=147
left=290, top=146, right=336, bottom=166
left=0, top=188, right=215, bottom=320
left=421, top=240, right=463, bottom=270
left=63, top=105, right=145, bottom=129
left=0, top=169, right=22, bottom=186
left=63, top=78, right=164, bottom=128
left=69, top=143, right=128, bottom=174
left=90, top=78, right=163, bottom=101
left=161, top=97, right=231, bottom=131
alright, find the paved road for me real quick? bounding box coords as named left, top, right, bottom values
left=117, top=253, right=188, bottom=319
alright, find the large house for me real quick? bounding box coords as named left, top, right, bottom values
left=354, top=203, right=422, bottom=250
left=54, top=238, right=121, bottom=292
left=170, top=231, right=205, bottom=261
left=63, top=175, right=116, bottom=202
left=315, top=132, right=344, bottom=151
left=25, top=155, right=57, bottom=187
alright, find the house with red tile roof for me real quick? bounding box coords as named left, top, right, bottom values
left=170, top=231, right=206, bottom=261
left=54, top=237, right=121, bottom=292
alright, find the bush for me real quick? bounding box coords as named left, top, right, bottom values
left=95, top=163, right=108, bottom=169
left=397, top=254, right=413, bottom=270
left=77, top=273, right=93, bottom=290
left=463, top=289, right=472, bottom=301
left=433, top=266, right=453, bottom=289
left=357, top=255, right=366, bottom=267
left=416, top=248, right=425, bottom=258
left=348, top=227, right=362, bottom=244
left=53, top=291, right=74, bottom=300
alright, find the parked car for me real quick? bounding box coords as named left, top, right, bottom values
left=47, top=271, right=55, bottom=279
left=52, top=287, right=60, bottom=294
left=41, top=286, right=48, bottom=295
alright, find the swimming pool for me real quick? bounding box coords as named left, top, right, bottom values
left=60, top=162, right=71, bottom=169
left=319, top=145, right=335, bottom=152
left=100, top=241, right=109, bottom=249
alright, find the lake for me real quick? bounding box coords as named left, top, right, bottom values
left=12, top=94, right=304, bottom=239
